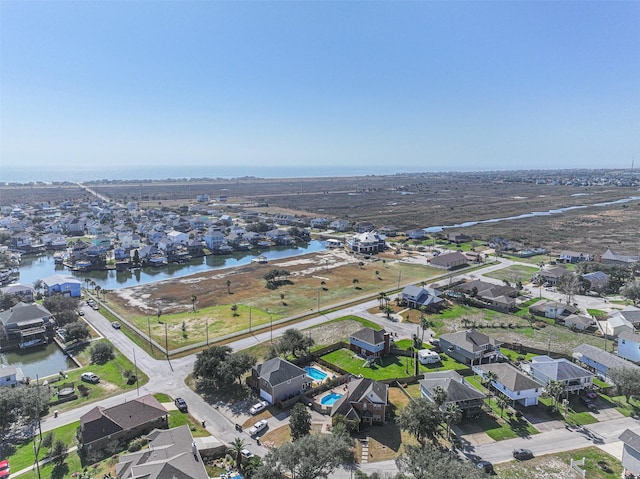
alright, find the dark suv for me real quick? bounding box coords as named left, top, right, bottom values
left=174, top=397, right=188, bottom=412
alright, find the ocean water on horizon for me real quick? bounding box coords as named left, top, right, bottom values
left=1, top=164, right=412, bottom=184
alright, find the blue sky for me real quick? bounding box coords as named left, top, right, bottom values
left=1, top=1, right=639, bottom=180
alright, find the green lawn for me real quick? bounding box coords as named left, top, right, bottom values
left=321, top=348, right=468, bottom=380
left=167, top=410, right=210, bottom=437
left=483, top=265, right=539, bottom=284
left=5, top=421, right=79, bottom=472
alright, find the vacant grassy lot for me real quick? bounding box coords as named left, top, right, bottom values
left=483, top=264, right=539, bottom=284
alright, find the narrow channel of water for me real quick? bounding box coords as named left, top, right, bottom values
left=423, top=195, right=640, bottom=233
left=0, top=343, right=77, bottom=379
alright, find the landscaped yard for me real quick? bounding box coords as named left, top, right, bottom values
left=321, top=348, right=469, bottom=381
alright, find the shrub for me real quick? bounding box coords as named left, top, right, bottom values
left=128, top=437, right=147, bottom=452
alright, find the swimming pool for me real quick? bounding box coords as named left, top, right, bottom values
left=305, top=366, right=328, bottom=381
left=320, top=392, right=343, bottom=406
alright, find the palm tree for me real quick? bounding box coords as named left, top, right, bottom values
left=84, top=278, right=91, bottom=291
left=95, top=285, right=101, bottom=300
left=226, top=279, right=232, bottom=294
left=496, top=395, right=507, bottom=418
left=191, top=294, right=197, bottom=312
left=483, top=370, right=498, bottom=389
left=546, top=380, right=565, bottom=413
left=420, top=316, right=430, bottom=343
left=33, top=279, right=43, bottom=296
left=228, top=437, right=246, bottom=472
left=432, top=386, right=447, bottom=409
left=378, top=292, right=387, bottom=309
left=445, top=403, right=462, bottom=440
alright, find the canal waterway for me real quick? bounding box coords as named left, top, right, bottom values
left=423, top=195, right=640, bottom=233
left=16, top=240, right=326, bottom=290
left=0, top=343, right=77, bottom=379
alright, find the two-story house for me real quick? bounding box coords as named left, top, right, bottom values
left=252, top=357, right=310, bottom=404
left=475, top=362, right=544, bottom=407
left=400, top=285, right=443, bottom=311
left=528, top=355, right=593, bottom=394
left=618, top=331, right=640, bottom=363
left=439, top=329, right=501, bottom=366
left=349, top=328, right=391, bottom=358
left=420, top=370, right=485, bottom=417
left=330, top=378, right=388, bottom=429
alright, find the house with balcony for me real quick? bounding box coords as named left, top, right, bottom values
left=1, top=283, right=35, bottom=302
left=0, top=302, right=56, bottom=347
left=573, top=343, right=640, bottom=382
left=349, top=327, right=391, bottom=358
left=329, top=219, right=351, bottom=232
left=420, top=370, right=485, bottom=417
left=42, top=274, right=82, bottom=297
left=474, top=362, right=544, bottom=407
left=252, top=357, right=310, bottom=405
left=330, top=377, right=388, bottom=429
left=528, top=355, right=593, bottom=394
left=439, top=329, right=501, bottom=366
left=346, top=231, right=386, bottom=254
left=559, top=250, right=591, bottom=264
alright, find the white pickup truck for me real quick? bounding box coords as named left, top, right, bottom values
left=248, top=419, right=268, bottom=437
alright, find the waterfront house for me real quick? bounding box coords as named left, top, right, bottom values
left=439, top=329, right=501, bottom=366
left=252, top=357, right=310, bottom=404
left=420, top=370, right=485, bottom=416
left=346, top=231, right=386, bottom=254
left=42, top=274, right=82, bottom=297
left=330, top=377, right=388, bottom=428
left=79, top=394, right=168, bottom=462
left=0, top=283, right=35, bottom=302
left=0, top=364, right=24, bottom=387
left=0, top=302, right=56, bottom=346
left=529, top=355, right=593, bottom=394
left=115, top=425, right=211, bottom=479
left=203, top=230, right=226, bottom=250
left=349, top=327, right=391, bottom=359
left=474, top=362, right=544, bottom=407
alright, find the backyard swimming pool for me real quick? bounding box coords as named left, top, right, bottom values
left=305, top=366, right=328, bottom=381
left=320, top=393, right=343, bottom=406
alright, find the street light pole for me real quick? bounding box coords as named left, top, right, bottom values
left=249, top=307, right=252, bottom=333
left=147, top=316, right=153, bottom=354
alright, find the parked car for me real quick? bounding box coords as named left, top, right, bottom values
left=248, top=419, right=268, bottom=436
left=512, top=448, right=533, bottom=460
left=0, top=460, right=10, bottom=479
left=476, top=460, right=494, bottom=474
left=174, top=397, right=188, bottom=412
left=249, top=400, right=269, bottom=415
left=579, top=396, right=597, bottom=411
left=112, top=321, right=121, bottom=329
left=81, top=372, right=100, bottom=384
left=77, top=310, right=84, bottom=316
left=240, top=448, right=254, bottom=459
left=583, top=389, right=597, bottom=399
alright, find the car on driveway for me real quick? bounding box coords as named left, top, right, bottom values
left=81, top=372, right=100, bottom=384
left=476, top=460, right=494, bottom=474
left=248, top=419, right=268, bottom=436
left=174, top=397, right=188, bottom=412
left=583, top=389, right=597, bottom=399
left=512, top=448, right=533, bottom=461
left=249, top=400, right=268, bottom=415
left=579, top=396, right=597, bottom=411
left=241, top=448, right=253, bottom=459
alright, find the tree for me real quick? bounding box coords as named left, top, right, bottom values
left=228, top=437, right=246, bottom=472
left=382, top=305, right=394, bottom=319
left=191, top=294, right=197, bottom=312
left=275, top=329, right=314, bottom=358
left=496, top=395, right=508, bottom=418
left=227, top=280, right=232, bottom=294
left=289, top=403, right=311, bottom=441
left=397, top=397, right=444, bottom=445
left=51, top=439, right=68, bottom=466
left=352, top=278, right=360, bottom=289
left=33, top=279, right=44, bottom=296
left=132, top=249, right=140, bottom=267
left=193, top=346, right=255, bottom=388
left=95, top=285, right=102, bottom=300
left=378, top=292, right=389, bottom=309
left=431, top=386, right=447, bottom=409
left=65, top=321, right=90, bottom=343
left=254, top=432, right=352, bottom=479
left=546, top=380, right=565, bottom=412
left=396, top=444, right=486, bottom=479
left=621, top=280, right=640, bottom=304
left=90, top=342, right=115, bottom=364
left=557, top=273, right=583, bottom=305
left=444, top=403, right=462, bottom=440
left=609, top=367, right=640, bottom=403
left=42, top=295, right=80, bottom=326
left=231, top=304, right=239, bottom=317
left=420, top=316, right=430, bottom=343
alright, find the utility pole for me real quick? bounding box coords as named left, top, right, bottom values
left=147, top=316, right=153, bottom=354
left=249, top=307, right=252, bottom=333
left=133, top=348, right=139, bottom=396
left=205, top=316, right=209, bottom=346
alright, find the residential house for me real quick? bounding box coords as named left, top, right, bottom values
left=582, top=271, right=609, bottom=292
left=167, top=230, right=189, bottom=244
left=573, top=343, right=640, bottom=382
left=536, top=266, right=570, bottom=286
left=604, top=312, right=634, bottom=338
left=0, top=283, right=35, bottom=302
left=618, top=331, right=640, bottom=363
left=79, top=394, right=168, bottom=462
left=349, top=328, right=391, bottom=358
left=0, top=302, right=56, bottom=346
left=447, top=233, right=472, bottom=244
left=115, top=425, right=211, bottom=479
left=454, top=280, right=517, bottom=312
left=474, top=363, right=544, bottom=407
left=528, top=300, right=578, bottom=321
left=252, top=357, right=310, bottom=404
left=310, top=218, right=330, bottom=229
left=620, top=429, right=640, bottom=478
left=559, top=251, right=591, bottom=263
left=0, top=364, right=24, bottom=387
left=614, top=306, right=640, bottom=329
left=346, top=231, right=386, bottom=254
left=400, top=285, right=443, bottom=311
left=406, top=229, right=426, bottom=240
left=601, top=249, right=640, bottom=268
left=329, top=219, right=351, bottom=232
left=564, top=314, right=596, bottom=331
left=354, top=221, right=376, bottom=233
left=379, top=225, right=398, bottom=237
left=528, top=356, right=593, bottom=394
left=203, top=230, right=226, bottom=250
left=439, top=329, right=502, bottom=366
left=42, top=274, right=82, bottom=297
left=430, top=251, right=468, bottom=270
left=330, top=378, right=388, bottom=428
left=420, top=370, right=485, bottom=416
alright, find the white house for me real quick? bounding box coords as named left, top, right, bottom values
left=618, top=331, right=640, bottom=363
left=620, top=429, right=640, bottom=478
left=475, top=362, right=544, bottom=407
left=0, top=364, right=24, bottom=387
left=346, top=231, right=386, bottom=254
left=604, top=312, right=634, bottom=337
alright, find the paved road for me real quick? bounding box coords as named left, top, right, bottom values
left=37, top=256, right=633, bottom=476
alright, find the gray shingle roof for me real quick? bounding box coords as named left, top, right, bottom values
left=0, top=302, right=51, bottom=326
left=573, top=343, right=640, bottom=371
left=420, top=371, right=485, bottom=404
left=255, top=357, right=307, bottom=387
left=530, top=357, right=593, bottom=381
left=440, top=329, right=500, bottom=353
left=477, top=363, right=543, bottom=391
left=350, top=327, right=387, bottom=347
left=620, top=429, right=640, bottom=452
left=331, top=378, right=388, bottom=418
